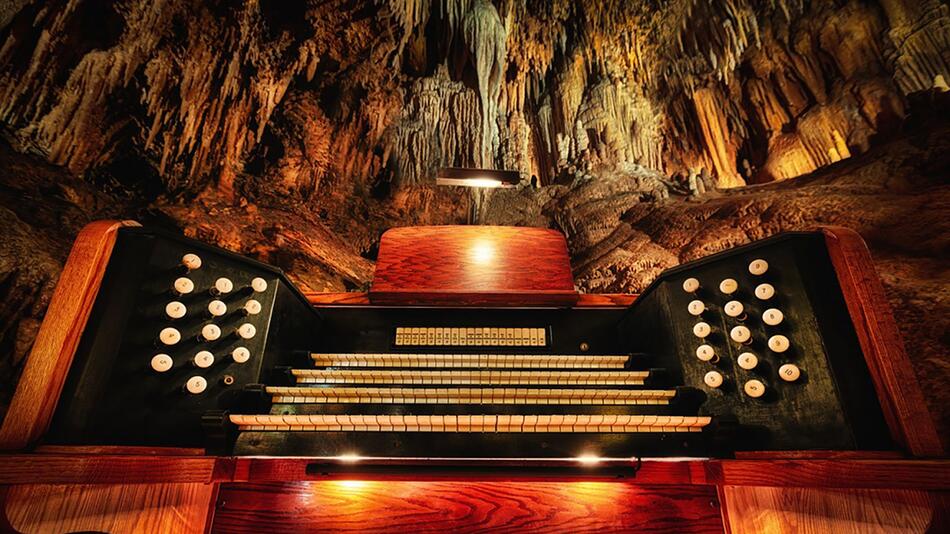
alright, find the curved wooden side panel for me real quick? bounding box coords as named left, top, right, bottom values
left=0, top=220, right=139, bottom=450
left=820, top=226, right=943, bottom=457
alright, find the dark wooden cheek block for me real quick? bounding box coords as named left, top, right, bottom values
left=0, top=222, right=946, bottom=533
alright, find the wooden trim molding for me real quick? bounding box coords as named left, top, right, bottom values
left=820, top=226, right=943, bottom=457
left=0, top=220, right=139, bottom=450
left=0, top=454, right=947, bottom=489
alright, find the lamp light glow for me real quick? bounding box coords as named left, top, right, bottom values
left=436, top=167, right=520, bottom=189
left=575, top=454, right=602, bottom=465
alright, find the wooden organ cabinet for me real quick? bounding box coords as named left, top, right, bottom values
left=0, top=221, right=946, bottom=533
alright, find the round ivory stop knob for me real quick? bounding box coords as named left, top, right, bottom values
left=687, top=300, right=705, bottom=316
left=151, top=354, right=173, bottom=373
left=200, top=324, right=221, bottom=342
left=244, top=299, right=262, bottom=315
left=232, top=346, right=251, bottom=363
left=737, top=352, right=758, bottom=370
left=182, top=253, right=202, bottom=270
left=719, top=278, right=738, bottom=294
left=748, top=259, right=769, bottom=275
left=744, top=379, right=766, bottom=398
left=237, top=323, right=257, bottom=340
left=251, top=277, right=268, bottom=292
left=682, top=278, right=700, bottom=293
left=693, top=322, right=712, bottom=338
left=193, top=350, right=214, bottom=369
left=763, top=308, right=784, bottom=326
left=754, top=283, right=775, bottom=300
left=704, top=371, right=724, bottom=388
left=185, top=376, right=207, bottom=395
left=208, top=300, right=227, bottom=317
left=696, top=344, right=716, bottom=362
left=724, top=300, right=744, bottom=318
left=730, top=325, right=752, bottom=344
left=768, top=334, right=791, bottom=353
left=165, top=301, right=186, bottom=319
left=214, top=277, right=234, bottom=295
left=173, top=277, right=194, bottom=295
left=779, top=363, right=801, bottom=382
left=159, top=327, right=181, bottom=346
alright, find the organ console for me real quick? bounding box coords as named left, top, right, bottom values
left=0, top=221, right=946, bottom=532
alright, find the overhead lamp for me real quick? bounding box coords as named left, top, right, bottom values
left=436, top=167, right=520, bottom=188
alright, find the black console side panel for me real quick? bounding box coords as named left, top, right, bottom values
left=47, top=227, right=320, bottom=448
left=619, top=232, right=892, bottom=451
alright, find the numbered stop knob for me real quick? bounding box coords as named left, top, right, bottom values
left=185, top=376, right=207, bottom=395
left=165, top=301, right=186, bottom=320
left=730, top=325, right=752, bottom=344
left=173, top=277, right=194, bottom=295
left=244, top=299, right=262, bottom=315
left=212, top=277, right=233, bottom=295
left=236, top=323, right=257, bottom=340
left=150, top=354, right=173, bottom=373
left=232, top=347, right=251, bottom=364
left=723, top=300, right=745, bottom=318
left=748, top=259, right=769, bottom=275
left=687, top=300, right=705, bottom=316
left=193, top=350, right=214, bottom=369
left=704, top=371, right=724, bottom=388
left=251, top=277, right=268, bottom=292
left=768, top=334, right=791, bottom=353
left=779, top=363, right=801, bottom=382
left=754, top=283, right=775, bottom=300
left=159, top=327, right=181, bottom=346
left=181, top=253, right=202, bottom=270
left=695, top=344, right=717, bottom=362
left=743, top=379, right=766, bottom=398
left=200, top=324, right=221, bottom=342
left=737, top=352, right=758, bottom=370
left=208, top=300, right=227, bottom=317
left=693, top=322, right=712, bottom=338
left=682, top=278, right=700, bottom=293
left=762, top=308, right=784, bottom=326
left=719, top=278, right=738, bottom=294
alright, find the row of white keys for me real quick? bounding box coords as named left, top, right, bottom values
left=229, top=414, right=713, bottom=432
left=291, top=369, right=649, bottom=385
left=310, top=353, right=630, bottom=369
left=395, top=327, right=547, bottom=346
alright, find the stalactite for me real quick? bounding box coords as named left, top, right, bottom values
left=462, top=0, right=506, bottom=168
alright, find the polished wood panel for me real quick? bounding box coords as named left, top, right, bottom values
left=1, top=483, right=217, bottom=534
left=212, top=481, right=723, bottom=533
left=720, top=486, right=947, bottom=534
left=0, top=454, right=218, bottom=485
left=708, top=459, right=950, bottom=490
left=821, top=227, right=943, bottom=456
left=370, top=226, right=578, bottom=306
left=0, top=220, right=139, bottom=451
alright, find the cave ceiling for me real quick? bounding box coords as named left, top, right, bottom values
left=0, top=0, right=946, bottom=201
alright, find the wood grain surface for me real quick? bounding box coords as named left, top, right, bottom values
left=0, top=220, right=139, bottom=450
left=0, top=454, right=218, bottom=485
left=370, top=226, right=578, bottom=306
left=212, top=481, right=723, bottom=533
left=707, top=459, right=950, bottom=490
left=821, top=227, right=944, bottom=457
left=1, top=483, right=217, bottom=534
left=720, top=486, right=948, bottom=534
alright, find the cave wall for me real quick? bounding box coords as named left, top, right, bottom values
left=0, top=0, right=946, bottom=195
